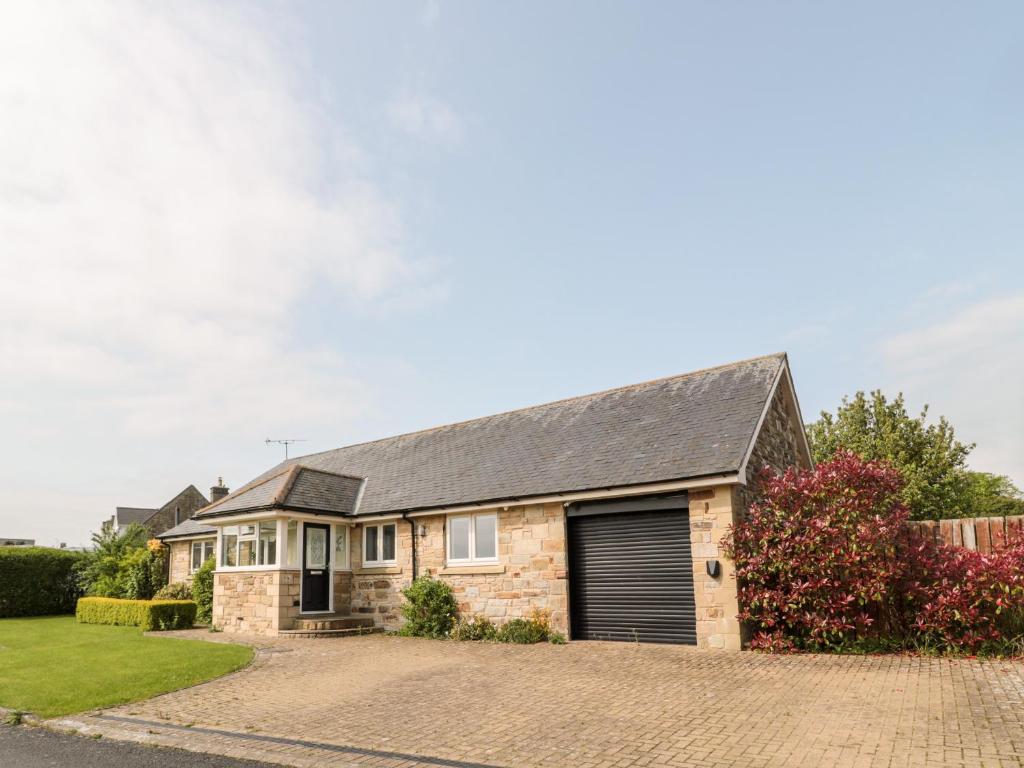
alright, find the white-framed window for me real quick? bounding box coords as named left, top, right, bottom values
left=258, top=520, right=277, bottom=566
left=334, top=525, right=350, bottom=570
left=447, top=512, right=498, bottom=564
left=220, top=523, right=274, bottom=569
left=363, top=522, right=397, bottom=566
left=286, top=520, right=299, bottom=567
left=190, top=540, right=215, bottom=573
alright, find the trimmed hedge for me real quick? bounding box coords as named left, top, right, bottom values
left=0, top=547, right=87, bottom=617
left=76, top=597, right=197, bottom=631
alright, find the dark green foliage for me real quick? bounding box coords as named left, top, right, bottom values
left=806, top=391, right=1024, bottom=520
left=495, top=617, right=549, bottom=644
left=963, top=472, right=1024, bottom=517
left=450, top=615, right=498, bottom=641
left=806, top=391, right=971, bottom=520
left=191, top=557, right=215, bottom=624
left=0, top=547, right=87, bottom=617
left=77, top=524, right=166, bottom=599
left=398, top=577, right=458, bottom=638
left=154, top=582, right=193, bottom=600
left=75, top=597, right=197, bottom=631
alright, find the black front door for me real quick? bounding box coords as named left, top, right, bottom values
left=302, top=523, right=331, bottom=612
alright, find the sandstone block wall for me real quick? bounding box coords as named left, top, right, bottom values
left=351, top=503, right=569, bottom=633
left=167, top=540, right=193, bottom=585
left=213, top=570, right=301, bottom=635
left=688, top=485, right=742, bottom=650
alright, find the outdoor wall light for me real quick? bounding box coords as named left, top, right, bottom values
left=706, top=560, right=721, bottom=578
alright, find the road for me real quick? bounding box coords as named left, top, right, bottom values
left=0, top=724, right=282, bottom=768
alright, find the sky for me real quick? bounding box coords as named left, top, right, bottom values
left=1, top=2, right=1021, bottom=547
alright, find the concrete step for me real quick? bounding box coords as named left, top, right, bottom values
left=291, top=615, right=377, bottom=632
left=279, top=626, right=384, bottom=639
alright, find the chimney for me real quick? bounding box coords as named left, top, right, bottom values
left=210, top=477, right=229, bottom=503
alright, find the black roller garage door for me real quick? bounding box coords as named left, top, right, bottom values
left=568, top=501, right=696, bottom=645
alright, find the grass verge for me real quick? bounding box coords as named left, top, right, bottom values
left=0, top=615, right=252, bottom=718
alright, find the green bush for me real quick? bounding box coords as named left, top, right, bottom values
left=496, top=609, right=554, bottom=644
left=0, top=547, right=87, bottom=617
left=154, top=582, right=192, bottom=600
left=76, top=597, right=197, bottom=631
left=77, top=524, right=166, bottom=600
left=496, top=617, right=549, bottom=644
left=450, top=615, right=498, bottom=641
left=398, top=577, right=458, bottom=638
left=191, top=557, right=215, bottom=624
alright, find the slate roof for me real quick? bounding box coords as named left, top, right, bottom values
left=115, top=507, right=158, bottom=526
left=157, top=517, right=217, bottom=540
left=195, top=465, right=364, bottom=520
left=200, top=354, right=787, bottom=520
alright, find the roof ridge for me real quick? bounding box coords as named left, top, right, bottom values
left=290, top=353, right=787, bottom=462
left=194, top=464, right=294, bottom=517
left=294, top=466, right=365, bottom=482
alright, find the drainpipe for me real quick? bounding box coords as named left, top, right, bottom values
left=406, top=514, right=418, bottom=582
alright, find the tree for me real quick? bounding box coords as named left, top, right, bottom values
left=963, top=472, right=1024, bottom=517
left=76, top=523, right=154, bottom=597
left=806, top=391, right=971, bottom=520
left=806, top=391, right=1022, bottom=520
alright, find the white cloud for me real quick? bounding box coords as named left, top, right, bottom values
left=0, top=2, right=439, bottom=544
left=879, top=293, right=1024, bottom=486
left=387, top=93, right=463, bottom=144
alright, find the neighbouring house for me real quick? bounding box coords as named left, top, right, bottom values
left=104, top=484, right=213, bottom=538
left=156, top=479, right=229, bottom=583
left=191, top=353, right=812, bottom=649
left=1, top=538, right=35, bottom=547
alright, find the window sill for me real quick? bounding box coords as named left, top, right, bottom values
left=439, top=564, right=505, bottom=575
left=355, top=566, right=402, bottom=575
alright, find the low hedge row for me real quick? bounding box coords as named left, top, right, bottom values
left=0, top=547, right=87, bottom=617
left=75, top=597, right=197, bottom=631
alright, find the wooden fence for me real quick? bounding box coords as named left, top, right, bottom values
left=906, top=515, right=1024, bottom=554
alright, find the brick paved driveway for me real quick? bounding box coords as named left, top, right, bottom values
left=54, top=633, right=1024, bottom=768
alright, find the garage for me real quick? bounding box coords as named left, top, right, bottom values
left=568, top=496, right=696, bottom=644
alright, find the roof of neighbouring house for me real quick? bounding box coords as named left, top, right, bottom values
left=157, top=517, right=217, bottom=540
left=194, top=465, right=364, bottom=520
left=197, top=353, right=797, bottom=521
left=114, top=507, right=158, bottom=526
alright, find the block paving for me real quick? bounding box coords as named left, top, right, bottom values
left=53, top=632, right=1024, bottom=768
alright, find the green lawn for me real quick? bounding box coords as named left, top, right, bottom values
left=0, top=616, right=253, bottom=718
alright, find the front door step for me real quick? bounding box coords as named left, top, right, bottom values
left=284, top=614, right=380, bottom=638
left=278, top=626, right=383, bottom=639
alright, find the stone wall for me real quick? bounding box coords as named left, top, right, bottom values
left=213, top=570, right=301, bottom=635
left=735, top=380, right=810, bottom=515
left=350, top=504, right=569, bottom=633
left=350, top=522, right=413, bottom=627
left=168, top=540, right=192, bottom=584
left=146, top=485, right=209, bottom=537
left=167, top=537, right=215, bottom=585
left=688, top=485, right=742, bottom=650
left=333, top=569, right=353, bottom=615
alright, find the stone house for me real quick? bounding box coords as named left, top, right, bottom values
left=157, top=480, right=229, bottom=584
left=191, top=353, right=811, bottom=649
left=104, top=484, right=212, bottom=538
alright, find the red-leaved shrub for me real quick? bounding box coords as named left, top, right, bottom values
left=725, top=451, right=1024, bottom=655
left=900, top=530, right=1024, bottom=654
left=723, top=451, right=908, bottom=652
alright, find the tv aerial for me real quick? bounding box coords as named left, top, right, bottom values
left=265, top=438, right=307, bottom=460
